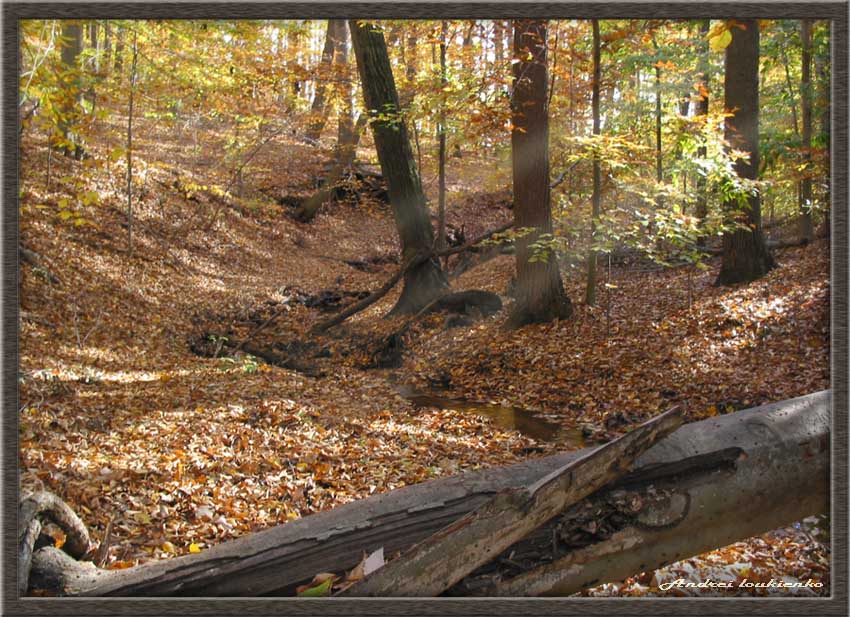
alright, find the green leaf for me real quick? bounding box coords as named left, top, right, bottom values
left=297, top=578, right=333, bottom=597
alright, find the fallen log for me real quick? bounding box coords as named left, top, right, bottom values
left=340, top=407, right=682, bottom=596
left=26, top=391, right=828, bottom=597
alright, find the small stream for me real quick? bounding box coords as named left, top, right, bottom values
left=393, top=383, right=585, bottom=446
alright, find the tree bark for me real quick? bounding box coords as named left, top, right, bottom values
left=695, top=19, right=711, bottom=246
left=349, top=20, right=448, bottom=315
left=437, top=21, right=448, bottom=257
left=799, top=19, right=814, bottom=243
left=57, top=21, right=84, bottom=159
left=585, top=20, right=602, bottom=306
left=305, top=20, right=342, bottom=142
left=508, top=20, right=572, bottom=327
left=815, top=23, right=830, bottom=235
left=25, top=391, right=829, bottom=597
left=715, top=19, right=775, bottom=285
left=335, top=21, right=355, bottom=146
left=113, top=25, right=125, bottom=80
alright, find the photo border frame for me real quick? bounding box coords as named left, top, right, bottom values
left=3, top=2, right=847, bottom=615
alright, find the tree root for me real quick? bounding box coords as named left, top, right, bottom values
left=18, top=491, right=95, bottom=595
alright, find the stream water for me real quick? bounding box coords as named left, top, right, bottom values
left=393, top=383, right=584, bottom=446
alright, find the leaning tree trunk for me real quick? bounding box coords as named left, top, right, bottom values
left=24, top=391, right=828, bottom=597
left=349, top=20, right=448, bottom=315
left=508, top=20, right=572, bottom=327
left=716, top=19, right=775, bottom=286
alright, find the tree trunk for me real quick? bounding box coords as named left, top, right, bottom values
left=799, top=19, right=814, bottom=243
left=654, top=73, right=662, bottom=180
left=494, top=20, right=505, bottom=64
left=815, top=23, right=830, bottom=234
left=113, top=26, right=125, bottom=80
left=57, top=21, right=84, bottom=159
left=25, top=391, right=829, bottom=597
left=585, top=20, right=602, bottom=307
left=437, top=21, right=448, bottom=257
left=695, top=19, right=711, bottom=246
left=508, top=20, right=572, bottom=327
left=293, top=112, right=369, bottom=222
left=715, top=19, right=775, bottom=285
left=335, top=21, right=355, bottom=146
left=349, top=20, right=448, bottom=315
left=305, top=20, right=345, bottom=142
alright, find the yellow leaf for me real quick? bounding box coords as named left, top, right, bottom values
left=709, top=28, right=732, bottom=52
left=161, top=541, right=176, bottom=554
left=189, top=543, right=202, bottom=553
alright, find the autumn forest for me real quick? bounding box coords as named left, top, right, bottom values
left=16, top=16, right=832, bottom=599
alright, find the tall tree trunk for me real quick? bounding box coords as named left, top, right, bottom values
left=508, top=20, right=572, bottom=328
left=103, top=21, right=112, bottom=74
left=716, top=19, right=775, bottom=285
left=113, top=25, right=125, bottom=80
left=585, top=20, right=602, bottom=306
left=349, top=20, right=448, bottom=315
left=88, top=21, right=99, bottom=72
left=654, top=56, right=663, bottom=183
left=695, top=19, right=711, bottom=246
left=815, top=22, right=830, bottom=234
left=437, top=21, right=448, bottom=256
left=493, top=20, right=503, bottom=64
left=57, top=21, right=83, bottom=159
left=462, top=21, right=475, bottom=72
left=305, top=20, right=339, bottom=142
left=335, top=21, right=355, bottom=147
left=799, top=19, right=814, bottom=242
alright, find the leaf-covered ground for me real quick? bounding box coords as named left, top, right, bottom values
left=18, top=115, right=830, bottom=595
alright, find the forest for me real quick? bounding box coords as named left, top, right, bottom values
left=16, top=17, right=832, bottom=599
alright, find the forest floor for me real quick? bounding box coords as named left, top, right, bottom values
left=18, top=115, right=831, bottom=596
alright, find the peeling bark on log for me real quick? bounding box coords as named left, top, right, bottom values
left=26, top=391, right=829, bottom=597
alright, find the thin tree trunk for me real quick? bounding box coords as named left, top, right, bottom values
left=57, top=21, right=83, bottom=158
left=335, top=21, right=355, bottom=146
left=305, top=20, right=339, bottom=142
left=815, top=22, right=830, bottom=232
left=716, top=19, right=775, bottom=285
left=695, top=19, right=710, bottom=246
left=799, top=19, right=814, bottom=242
left=508, top=20, right=572, bottom=328
left=126, top=31, right=138, bottom=257
left=585, top=20, right=602, bottom=306
left=437, top=21, right=448, bottom=257
left=113, top=26, right=125, bottom=81
left=349, top=20, right=448, bottom=315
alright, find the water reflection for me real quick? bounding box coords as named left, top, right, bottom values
left=395, top=384, right=581, bottom=445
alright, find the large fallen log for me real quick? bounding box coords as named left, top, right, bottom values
left=26, top=391, right=829, bottom=597
left=341, top=406, right=682, bottom=596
